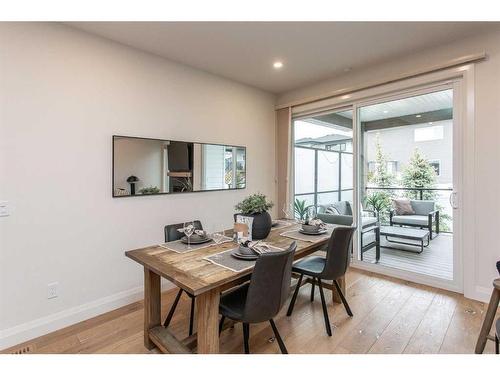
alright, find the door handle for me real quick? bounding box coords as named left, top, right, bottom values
left=449, top=191, right=458, bottom=209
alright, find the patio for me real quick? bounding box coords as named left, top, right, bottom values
left=362, top=232, right=453, bottom=280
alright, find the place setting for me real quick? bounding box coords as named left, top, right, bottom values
left=281, top=218, right=333, bottom=243
left=204, top=239, right=285, bottom=272
left=159, top=222, right=233, bottom=253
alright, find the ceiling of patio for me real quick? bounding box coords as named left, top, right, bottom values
left=66, top=22, right=499, bottom=93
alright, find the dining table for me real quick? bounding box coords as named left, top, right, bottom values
left=125, top=221, right=348, bottom=354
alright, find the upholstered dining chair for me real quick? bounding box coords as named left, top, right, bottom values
left=286, top=226, right=356, bottom=336
left=163, top=220, right=203, bottom=336
left=218, top=241, right=297, bottom=354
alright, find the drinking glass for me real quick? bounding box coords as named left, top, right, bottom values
left=183, top=221, right=195, bottom=249
left=212, top=229, right=226, bottom=245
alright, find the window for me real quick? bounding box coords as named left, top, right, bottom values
left=429, top=160, right=441, bottom=176
left=414, top=125, right=444, bottom=142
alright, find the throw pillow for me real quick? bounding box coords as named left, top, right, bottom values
left=392, top=198, right=415, bottom=215
left=325, top=205, right=340, bottom=215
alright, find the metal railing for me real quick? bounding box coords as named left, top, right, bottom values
left=365, top=186, right=453, bottom=233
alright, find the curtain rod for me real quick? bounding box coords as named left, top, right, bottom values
left=275, top=52, right=486, bottom=110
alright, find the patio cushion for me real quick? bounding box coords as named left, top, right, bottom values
left=362, top=231, right=376, bottom=246
left=361, top=216, right=377, bottom=228
left=392, top=215, right=429, bottom=226
left=410, top=200, right=435, bottom=216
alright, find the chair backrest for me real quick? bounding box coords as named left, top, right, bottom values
left=243, top=241, right=297, bottom=323
left=164, top=221, right=203, bottom=242
left=410, top=200, right=435, bottom=215
left=320, top=226, right=356, bottom=280
left=496, top=260, right=500, bottom=275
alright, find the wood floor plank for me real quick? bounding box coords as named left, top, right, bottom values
left=337, top=280, right=416, bottom=353
left=368, top=287, right=435, bottom=353
left=403, top=291, right=458, bottom=354
left=439, top=296, right=490, bottom=354
left=3, top=269, right=497, bottom=355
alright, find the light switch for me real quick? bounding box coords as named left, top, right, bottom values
left=0, top=201, right=9, bottom=217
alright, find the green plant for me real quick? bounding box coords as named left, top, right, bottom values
left=139, top=186, right=160, bottom=195
left=294, top=198, right=313, bottom=221
left=235, top=193, right=274, bottom=214
left=364, top=191, right=391, bottom=214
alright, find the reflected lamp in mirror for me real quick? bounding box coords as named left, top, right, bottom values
left=112, top=135, right=246, bottom=197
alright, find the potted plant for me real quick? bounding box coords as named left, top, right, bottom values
left=234, top=193, right=274, bottom=239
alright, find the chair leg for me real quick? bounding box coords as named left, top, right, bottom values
left=163, top=289, right=183, bottom=327
left=287, top=274, right=303, bottom=316
left=318, top=279, right=332, bottom=336
left=188, top=295, right=195, bottom=336
left=310, top=277, right=315, bottom=302
left=333, top=279, right=353, bottom=317
left=243, top=323, right=250, bottom=354
left=269, top=319, right=288, bottom=354
left=219, top=316, right=225, bottom=336
left=496, top=335, right=499, bottom=354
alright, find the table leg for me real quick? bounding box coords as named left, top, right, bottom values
left=475, top=285, right=500, bottom=354
left=196, top=288, right=220, bottom=354
left=331, top=276, right=346, bottom=304
left=144, top=267, right=161, bottom=350
left=375, top=226, right=381, bottom=263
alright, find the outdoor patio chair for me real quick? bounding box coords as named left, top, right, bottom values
left=317, top=201, right=380, bottom=261
left=389, top=200, right=439, bottom=239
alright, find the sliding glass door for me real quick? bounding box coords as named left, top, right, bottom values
left=291, top=80, right=463, bottom=293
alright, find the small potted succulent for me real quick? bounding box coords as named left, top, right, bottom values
left=235, top=193, right=274, bottom=239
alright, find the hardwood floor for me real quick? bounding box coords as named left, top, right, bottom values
left=3, top=268, right=499, bottom=354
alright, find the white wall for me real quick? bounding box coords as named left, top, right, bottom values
left=0, top=22, right=276, bottom=349
left=114, top=137, right=164, bottom=193
left=279, top=29, right=500, bottom=303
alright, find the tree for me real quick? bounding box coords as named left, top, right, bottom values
left=369, top=134, right=396, bottom=188
left=401, top=148, right=437, bottom=200
left=401, top=148, right=451, bottom=231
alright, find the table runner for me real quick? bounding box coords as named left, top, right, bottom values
left=204, top=245, right=285, bottom=272
left=271, top=220, right=295, bottom=230
left=159, top=236, right=233, bottom=254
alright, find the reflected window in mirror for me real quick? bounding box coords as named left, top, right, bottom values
left=113, top=136, right=246, bottom=197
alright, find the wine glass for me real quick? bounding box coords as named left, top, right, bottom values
left=183, top=221, right=195, bottom=249
left=212, top=229, right=226, bottom=246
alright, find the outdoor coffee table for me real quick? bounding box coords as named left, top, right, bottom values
left=379, top=226, right=430, bottom=254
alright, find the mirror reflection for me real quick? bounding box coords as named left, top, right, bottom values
left=113, top=136, right=246, bottom=197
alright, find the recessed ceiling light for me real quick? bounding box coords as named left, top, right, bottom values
left=383, top=110, right=389, bottom=114
left=273, top=61, right=283, bottom=69
left=428, top=122, right=433, bottom=125
left=416, top=114, right=422, bottom=118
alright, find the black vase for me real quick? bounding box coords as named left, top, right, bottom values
left=234, top=211, right=272, bottom=240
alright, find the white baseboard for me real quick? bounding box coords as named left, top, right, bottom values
left=0, top=280, right=174, bottom=351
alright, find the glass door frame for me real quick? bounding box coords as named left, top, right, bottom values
left=290, top=65, right=473, bottom=294
left=351, top=82, right=463, bottom=294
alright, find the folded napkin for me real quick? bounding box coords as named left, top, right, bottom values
left=177, top=226, right=206, bottom=236
left=305, top=218, right=327, bottom=229
left=247, top=241, right=271, bottom=255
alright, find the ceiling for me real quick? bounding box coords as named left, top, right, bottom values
left=67, top=22, right=498, bottom=94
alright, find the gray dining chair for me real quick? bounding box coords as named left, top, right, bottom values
left=218, top=241, right=297, bottom=354
left=163, top=220, right=203, bottom=336
left=286, top=226, right=356, bottom=336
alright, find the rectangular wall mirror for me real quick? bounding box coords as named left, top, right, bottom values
left=113, top=135, right=246, bottom=197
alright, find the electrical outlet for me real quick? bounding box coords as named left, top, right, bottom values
left=47, top=282, right=58, bottom=299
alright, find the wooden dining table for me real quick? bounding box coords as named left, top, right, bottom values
left=125, top=222, right=347, bottom=354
